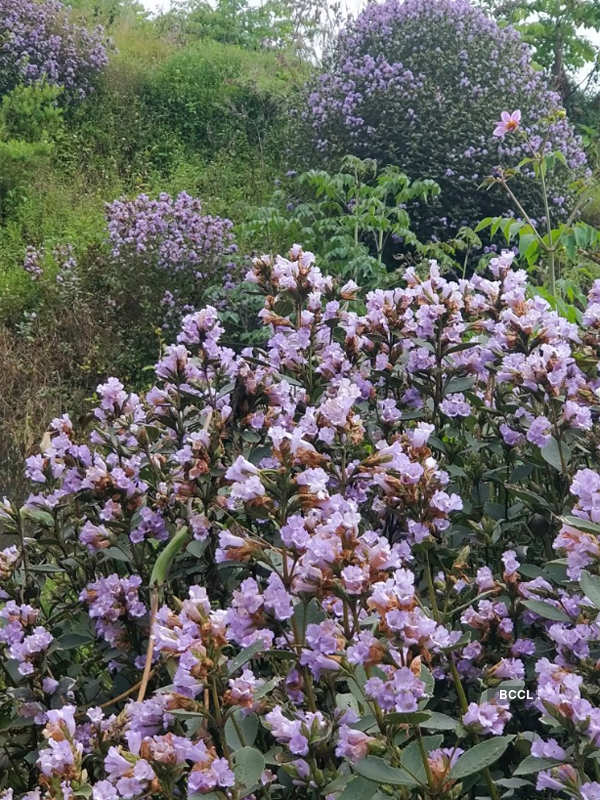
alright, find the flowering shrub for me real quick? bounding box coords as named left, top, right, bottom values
left=301, top=0, right=587, bottom=234
left=0, top=0, right=108, bottom=101
left=97, top=191, right=238, bottom=371
left=4, top=246, right=600, bottom=797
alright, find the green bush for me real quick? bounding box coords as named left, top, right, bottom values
left=141, top=40, right=300, bottom=160
left=0, top=82, right=65, bottom=219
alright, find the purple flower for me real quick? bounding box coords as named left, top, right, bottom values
left=365, top=667, right=426, bottom=712
left=581, top=783, right=600, bottom=800
left=0, top=0, right=107, bottom=100
left=92, top=782, right=118, bottom=800
left=500, top=423, right=524, bottom=446
left=462, top=699, right=511, bottom=735
left=440, top=392, right=471, bottom=417
left=335, top=725, right=373, bottom=763
left=531, top=737, right=566, bottom=760
left=526, top=415, right=552, bottom=448
left=301, top=0, right=585, bottom=233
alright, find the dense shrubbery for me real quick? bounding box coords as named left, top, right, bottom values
left=0, top=22, right=298, bottom=495
left=3, top=247, right=600, bottom=797
left=3, top=3, right=600, bottom=796
left=301, top=0, right=587, bottom=234
left=0, top=82, right=65, bottom=218
left=141, top=39, right=298, bottom=166
left=0, top=0, right=108, bottom=101
left=14, top=192, right=238, bottom=381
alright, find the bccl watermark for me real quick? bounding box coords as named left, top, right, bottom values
left=496, top=688, right=536, bottom=701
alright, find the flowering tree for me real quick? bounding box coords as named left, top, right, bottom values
left=2, top=246, right=600, bottom=798
left=301, top=0, right=587, bottom=235
left=0, top=0, right=108, bottom=101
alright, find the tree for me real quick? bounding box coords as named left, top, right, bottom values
left=162, top=0, right=343, bottom=59
left=484, top=0, right=600, bottom=99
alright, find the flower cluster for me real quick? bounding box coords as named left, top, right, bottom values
left=3, top=246, right=600, bottom=798
left=104, top=191, right=237, bottom=336
left=301, top=0, right=586, bottom=233
left=0, top=0, right=108, bottom=100
left=0, top=602, right=53, bottom=677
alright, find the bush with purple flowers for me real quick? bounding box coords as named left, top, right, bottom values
left=0, top=0, right=108, bottom=101
left=3, top=242, right=600, bottom=798
left=300, top=0, right=587, bottom=235
left=98, top=191, right=238, bottom=371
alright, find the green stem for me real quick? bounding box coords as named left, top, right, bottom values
left=416, top=727, right=434, bottom=791
left=424, top=550, right=440, bottom=621
left=539, top=164, right=557, bottom=297
left=449, top=657, right=500, bottom=800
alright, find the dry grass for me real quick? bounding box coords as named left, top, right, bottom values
left=0, top=304, right=108, bottom=500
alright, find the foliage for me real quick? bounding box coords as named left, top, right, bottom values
left=0, top=82, right=64, bottom=143
left=484, top=0, right=600, bottom=99
left=160, top=0, right=343, bottom=59
left=0, top=22, right=301, bottom=499
left=0, top=0, right=108, bottom=101
left=140, top=38, right=301, bottom=163
left=0, top=83, right=65, bottom=218
left=2, top=246, right=600, bottom=797
left=104, top=190, right=237, bottom=340
left=21, top=191, right=238, bottom=381
left=243, top=155, right=441, bottom=285
left=301, top=0, right=587, bottom=236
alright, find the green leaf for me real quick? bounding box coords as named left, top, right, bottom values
left=519, top=232, right=537, bottom=257
left=21, top=508, right=54, bottom=527
left=189, top=793, right=221, bottom=800
left=186, top=539, right=208, bottom=558
left=353, top=756, right=419, bottom=787
left=169, top=709, right=206, bottom=719
left=419, top=664, right=435, bottom=699
left=497, top=777, right=533, bottom=788
left=514, top=755, right=563, bottom=776
left=540, top=437, right=569, bottom=472
left=474, top=217, right=493, bottom=232
left=399, top=735, right=443, bottom=783
left=384, top=711, right=431, bottom=726
left=449, top=736, right=514, bottom=780
left=57, top=632, right=94, bottom=649
left=520, top=599, right=571, bottom=622
left=580, top=571, right=600, bottom=610
left=338, top=777, right=379, bottom=800
left=227, top=640, right=265, bottom=677
left=225, top=711, right=258, bottom=750
left=101, top=546, right=132, bottom=563
left=292, top=598, right=326, bottom=639
left=422, top=712, right=460, bottom=730
left=504, top=484, right=547, bottom=510
left=443, top=376, right=475, bottom=395
left=561, top=515, right=600, bottom=536
left=233, top=746, right=265, bottom=789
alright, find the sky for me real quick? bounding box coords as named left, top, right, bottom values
left=138, top=0, right=367, bottom=17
